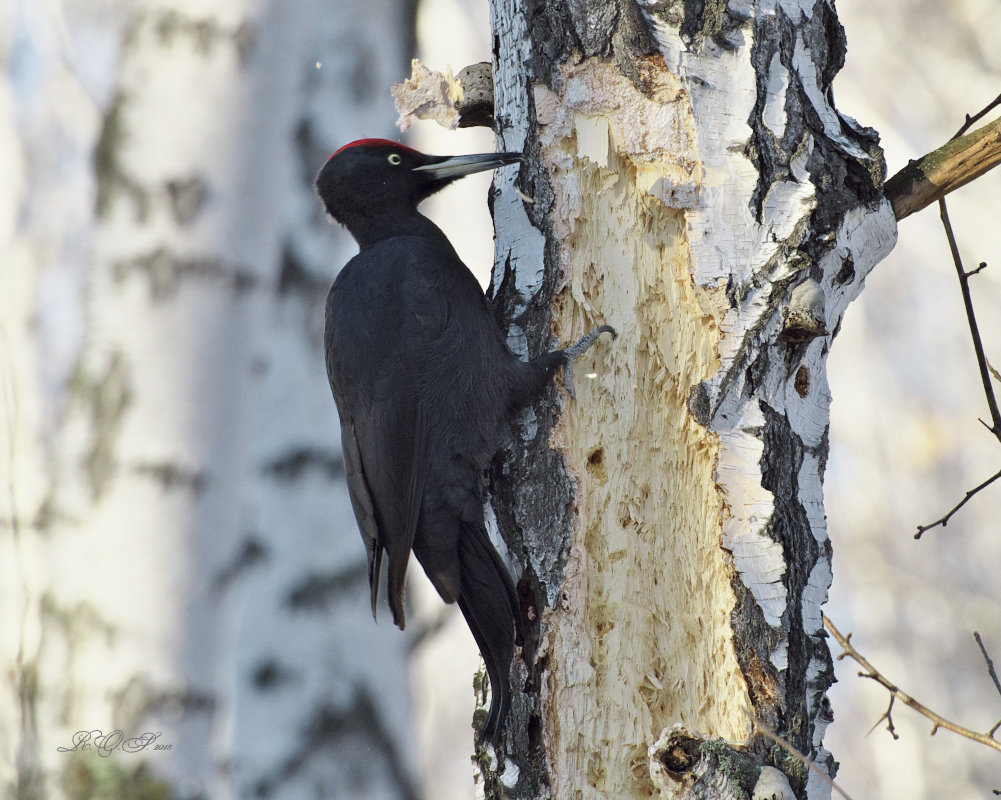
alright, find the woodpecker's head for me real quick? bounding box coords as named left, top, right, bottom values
left=315, top=139, right=521, bottom=245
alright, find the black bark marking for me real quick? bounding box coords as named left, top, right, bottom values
left=262, top=448, right=344, bottom=482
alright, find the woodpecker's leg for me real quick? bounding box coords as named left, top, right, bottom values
left=562, top=325, right=616, bottom=399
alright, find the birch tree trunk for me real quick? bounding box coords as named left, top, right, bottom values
left=1, top=1, right=418, bottom=798
left=484, top=1, right=896, bottom=797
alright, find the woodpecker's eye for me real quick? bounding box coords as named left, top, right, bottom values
left=387, top=153, right=402, bottom=166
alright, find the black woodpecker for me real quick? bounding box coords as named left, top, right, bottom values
left=316, top=139, right=614, bottom=742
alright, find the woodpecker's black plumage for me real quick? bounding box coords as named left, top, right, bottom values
left=316, top=139, right=613, bottom=742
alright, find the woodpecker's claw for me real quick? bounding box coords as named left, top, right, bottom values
left=562, top=325, right=617, bottom=399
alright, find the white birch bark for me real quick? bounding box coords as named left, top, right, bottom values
left=1, top=1, right=419, bottom=798
left=483, top=1, right=896, bottom=798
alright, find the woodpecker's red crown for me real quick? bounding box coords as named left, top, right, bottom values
left=330, top=139, right=422, bottom=159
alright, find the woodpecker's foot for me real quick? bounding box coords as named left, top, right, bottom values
left=562, top=325, right=616, bottom=399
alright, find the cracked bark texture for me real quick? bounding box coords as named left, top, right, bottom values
left=1, top=0, right=419, bottom=798
left=484, top=1, right=896, bottom=798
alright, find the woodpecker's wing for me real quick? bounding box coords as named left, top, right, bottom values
left=338, top=417, right=381, bottom=614
left=324, top=245, right=439, bottom=630
left=335, top=400, right=428, bottom=629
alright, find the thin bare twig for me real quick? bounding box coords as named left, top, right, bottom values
left=912, top=93, right=1001, bottom=537
left=974, top=632, right=1001, bottom=701
left=939, top=200, right=1001, bottom=440
left=915, top=467, right=1001, bottom=538
left=865, top=694, right=898, bottom=740
left=940, top=94, right=1001, bottom=441
left=823, top=615, right=1001, bottom=754
left=950, top=92, right=1001, bottom=139
left=752, top=721, right=857, bottom=800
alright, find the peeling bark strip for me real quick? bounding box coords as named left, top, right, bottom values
left=487, top=0, right=896, bottom=798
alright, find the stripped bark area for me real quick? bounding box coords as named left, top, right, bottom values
left=484, top=0, right=897, bottom=798
left=535, top=59, right=749, bottom=796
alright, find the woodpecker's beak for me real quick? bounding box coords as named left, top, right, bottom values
left=412, top=152, right=522, bottom=180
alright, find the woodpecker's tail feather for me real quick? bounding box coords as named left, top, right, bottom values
left=457, top=521, right=519, bottom=743
left=386, top=550, right=409, bottom=630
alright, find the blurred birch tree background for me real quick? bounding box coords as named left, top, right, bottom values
left=1, top=0, right=998, bottom=798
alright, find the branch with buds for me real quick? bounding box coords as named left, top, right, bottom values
left=824, top=615, right=1001, bottom=754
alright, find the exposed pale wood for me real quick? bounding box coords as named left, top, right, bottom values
left=538, top=60, right=749, bottom=799
left=885, top=116, right=1001, bottom=220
